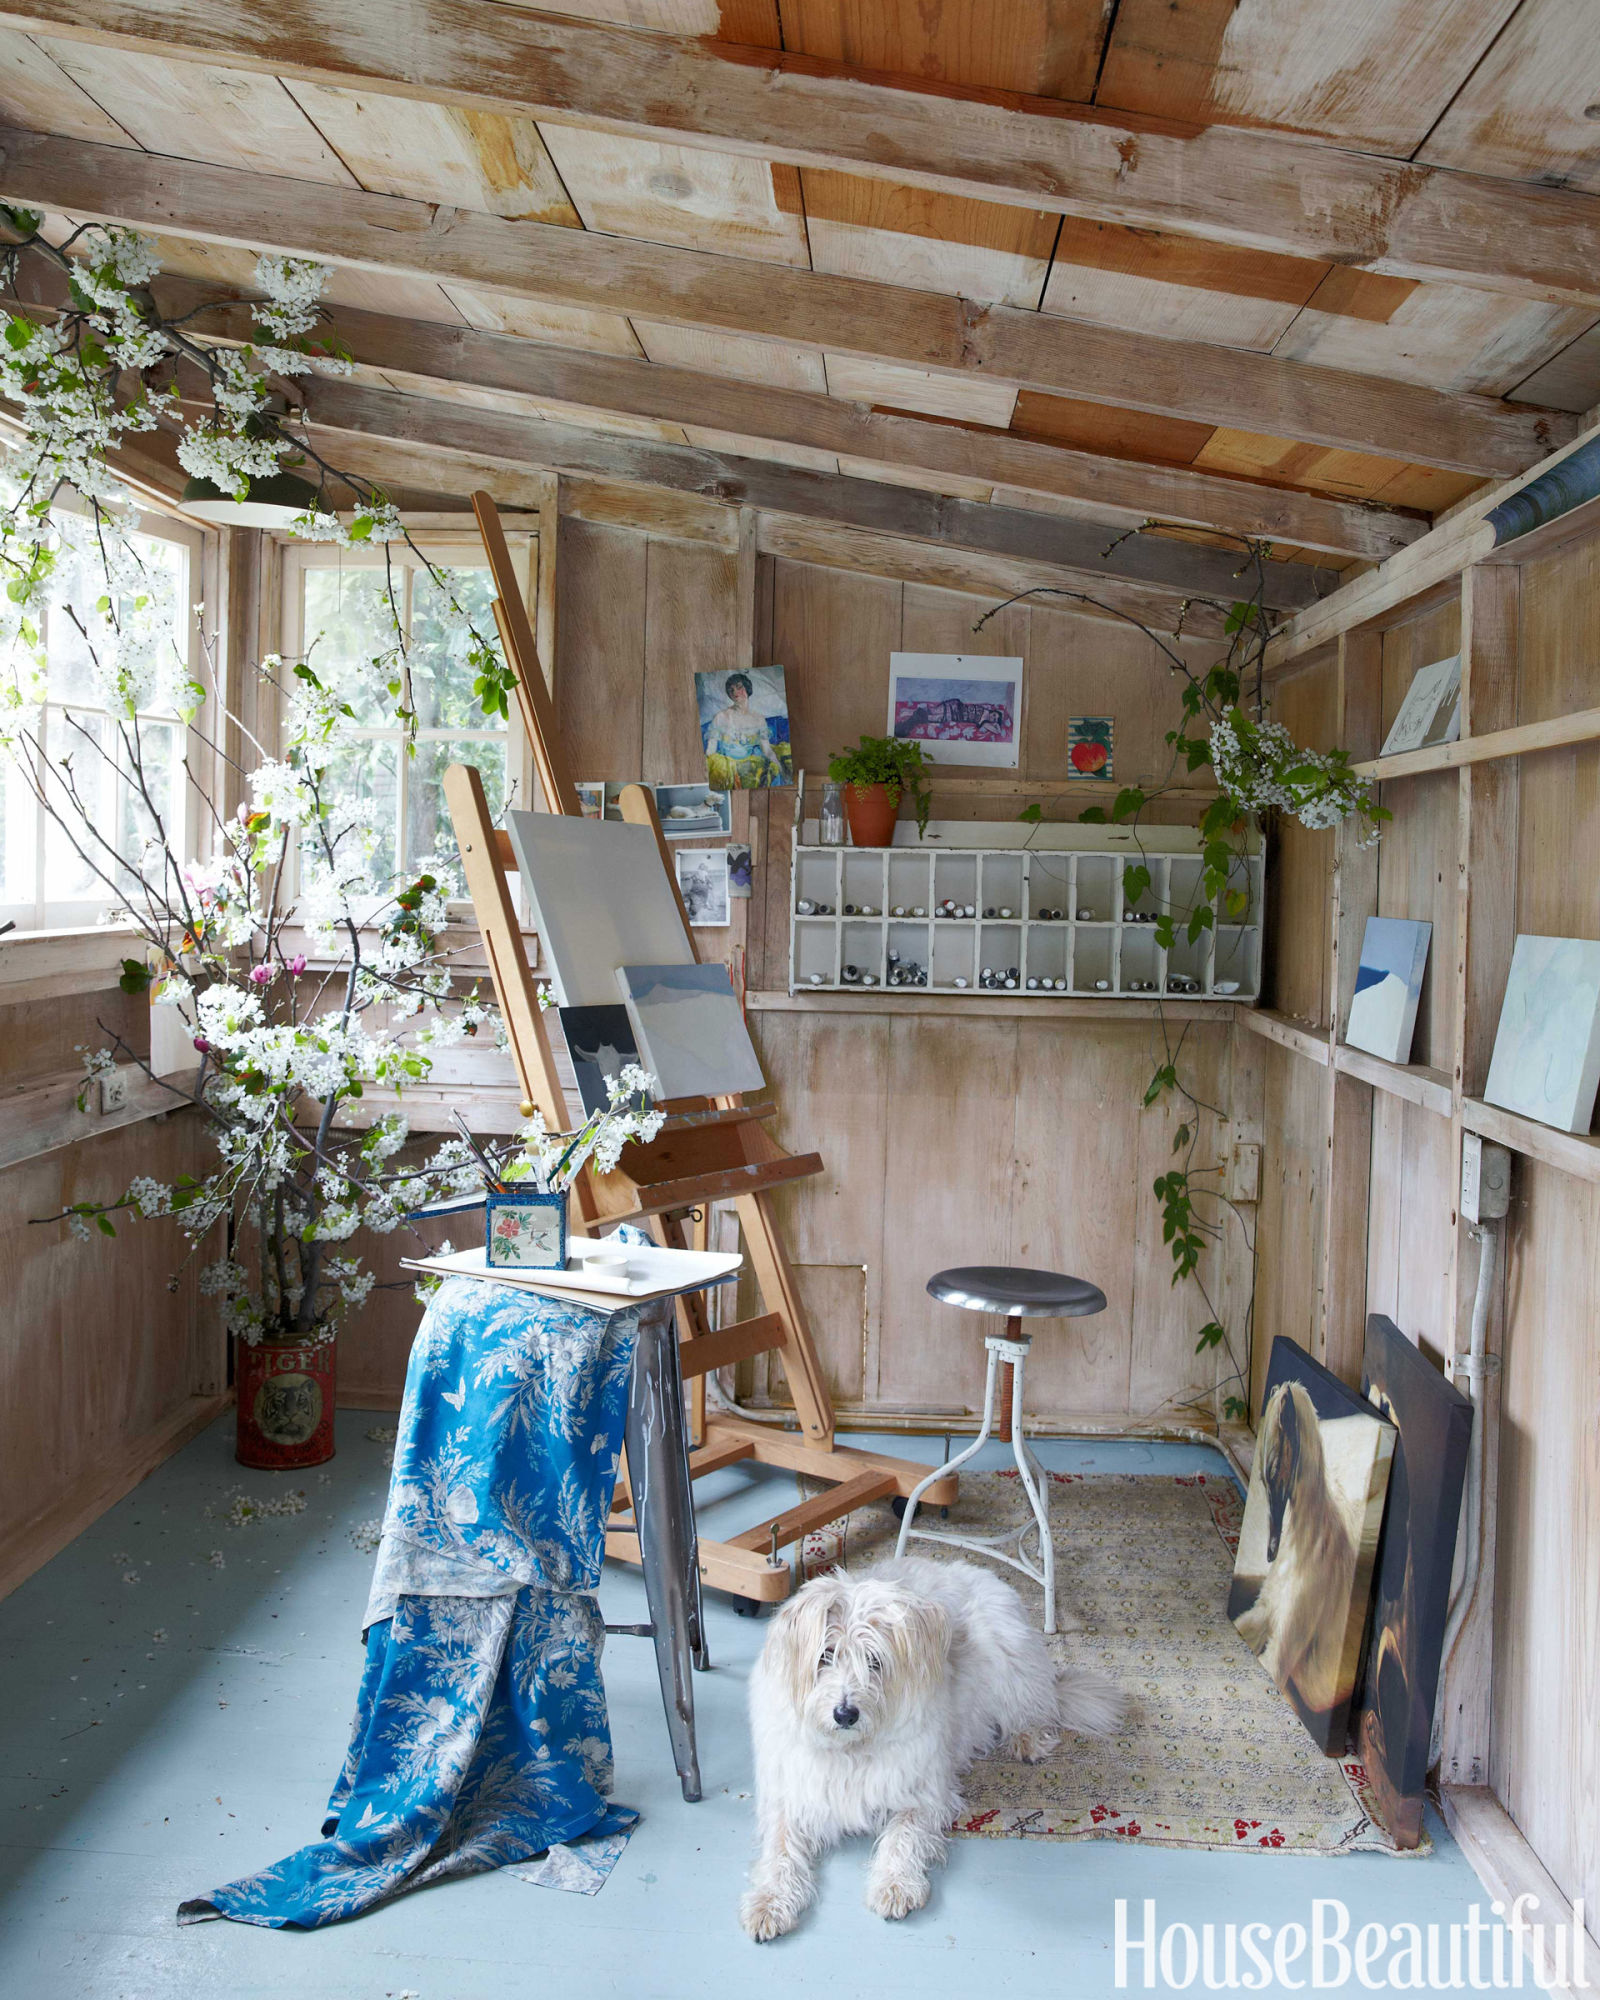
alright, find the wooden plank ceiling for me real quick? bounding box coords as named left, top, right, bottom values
left=2, top=0, right=1597, bottom=609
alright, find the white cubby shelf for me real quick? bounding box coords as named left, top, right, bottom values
left=789, top=820, right=1262, bottom=1003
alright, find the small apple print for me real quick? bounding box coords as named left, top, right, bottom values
left=1067, top=717, right=1114, bottom=781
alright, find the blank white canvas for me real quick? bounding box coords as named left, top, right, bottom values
left=1345, top=917, right=1431, bottom=1065
left=1485, top=935, right=1600, bottom=1134
left=507, top=811, right=693, bottom=1008
left=617, top=962, right=766, bottom=1101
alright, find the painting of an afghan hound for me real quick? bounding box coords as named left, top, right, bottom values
left=1228, top=1340, right=1396, bottom=1753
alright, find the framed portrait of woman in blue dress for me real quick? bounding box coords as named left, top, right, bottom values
left=695, top=664, right=794, bottom=789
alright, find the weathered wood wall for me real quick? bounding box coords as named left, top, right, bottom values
left=1251, top=518, right=1600, bottom=1933
left=0, top=979, right=224, bottom=1597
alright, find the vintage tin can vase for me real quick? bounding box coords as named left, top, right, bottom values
left=235, top=1332, right=337, bottom=1469
left=486, top=1186, right=568, bottom=1269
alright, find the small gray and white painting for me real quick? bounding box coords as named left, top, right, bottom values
left=617, top=962, right=766, bottom=1101
left=1485, top=934, right=1600, bottom=1134
left=1345, top=918, right=1431, bottom=1066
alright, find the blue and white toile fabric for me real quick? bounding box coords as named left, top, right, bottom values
left=180, top=1276, right=661, bottom=1930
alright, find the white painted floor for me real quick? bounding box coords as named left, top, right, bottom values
left=0, top=1412, right=1500, bottom=1999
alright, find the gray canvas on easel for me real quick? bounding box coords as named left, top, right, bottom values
left=617, top=963, right=767, bottom=1100
left=1484, top=933, right=1600, bottom=1133
left=1380, top=655, right=1461, bottom=757
left=506, top=811, right=694, bottom=1009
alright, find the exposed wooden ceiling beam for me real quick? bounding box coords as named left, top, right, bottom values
left=140, top=281, right=1423, bottom=561
left=0, top=126, right=1572, bottom=479
left=752, top=517, right=1230, bottom=640
left=3, top=0, right=1599, bottom=311
left=299, top=377, right=1337, bottom=609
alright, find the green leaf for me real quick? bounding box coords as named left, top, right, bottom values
left=1194, top=1321, right=1226, bottom=1352
left=1111, top=786, right=1146, bottom=822
left=1076, top=806, right=1107, bottom=824
left=118, top=957, right=153, bottom=995
left=1172, top=1123, right=1191, bottom=1154
left=1186, top=904, right=1214, bottom=944
left=1017, top=802, right=1044, bottom=824
left=96, top=1214, right=117, bottom=1237
left=1122, top=864, right=1150, bottom=903
left=1153, top=915, right=1176, bottom=951
left=1223, top=1395, right=1248, bottom=1422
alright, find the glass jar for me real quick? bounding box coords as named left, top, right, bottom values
left=819, top=780, right=846, bottom=846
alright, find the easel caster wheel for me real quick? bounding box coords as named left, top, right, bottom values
left=733, top=1596, right=766, bottom=1618
left=891, top=1494, right=909, bottom=1520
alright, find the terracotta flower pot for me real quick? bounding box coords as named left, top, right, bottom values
left=844, top=782, right=900, bottom=848
left=235, top=1331, right=337, bottom=1469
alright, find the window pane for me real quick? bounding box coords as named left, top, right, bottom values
left=48, top=534, right=188, bottom=712
left=118, top=717, right=180, bottom=893
left=405, top=736, right=507, bottom=872
left=300, top=566, right=402, bottom=726
left=408, top=566, right=508, bottom=730
left=43, top=709, right=115, bottom=900
left=0, top=749, right=37, bottom=908
left=307, top=737, right=399, bottom=889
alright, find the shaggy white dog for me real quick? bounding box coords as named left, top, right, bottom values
left=739, top=1557, right=1125, bottom=1940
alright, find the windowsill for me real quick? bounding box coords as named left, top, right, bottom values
left=0, top=923, right=144, bottom=998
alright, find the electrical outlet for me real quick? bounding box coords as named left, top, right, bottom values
left=98, top=1066, right=130, bottom=1115
left=1228, top=1141, right=1261, bottom=1204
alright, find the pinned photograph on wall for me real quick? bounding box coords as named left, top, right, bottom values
left=1067, top=717, right=1114, bottom=781
left=1356, top=1314, right=1473, bottom=1849
left=696, top=666, right=793, bottom=789
left=887, top=654, right=1022, bottom=768
left=728, top=842, right=753, bottom=898
left=574, top=781, right=605, bottom=820
left=1344, top=917, right=1431, bottom=1066
left=1228, top=1336, right=1395, bottom=1754
left=557, top=1004, right=648, bottom=1119
left=1380, top=655, right=1461, bottom=758
left=674, top=846, right=731, bottom=928
left=1484, top=933, right=1600, bottom=1133
left=654, top=783, right=731, bottom=839
left=617, top=962, right=765, bottom=1100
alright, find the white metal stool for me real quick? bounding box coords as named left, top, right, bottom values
left=893, top=1266, right=1108, bottom=1634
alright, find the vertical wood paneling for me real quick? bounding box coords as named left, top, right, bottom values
left=877, top=1015, right=1019, bottom=1414
left=1494, top=1163, right=1600, bottom=1923
left=555, top=517, right=647, bottom=778
left=1264, top=656, right=1337, bottom=1026
left=1252, top=1038, right=1326, bottom=1412
left=770, top=558, right=903, bottom=768
left=642, top=538, right=740, bottom=783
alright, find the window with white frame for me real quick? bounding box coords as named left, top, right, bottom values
left=279, top=536, right=533, bottom=890
left=0, top=508, right=208, bottom=932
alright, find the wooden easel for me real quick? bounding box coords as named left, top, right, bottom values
left=443, top=492, right=953, bottom=1605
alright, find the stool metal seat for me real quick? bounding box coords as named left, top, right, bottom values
left=894, top=1265, right=1107, bottom=1634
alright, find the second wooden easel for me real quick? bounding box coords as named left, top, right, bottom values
left=443, top=491, right=952, bottom=1605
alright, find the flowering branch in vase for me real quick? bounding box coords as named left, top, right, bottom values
left=989, top=535, right=1388, bottom=1423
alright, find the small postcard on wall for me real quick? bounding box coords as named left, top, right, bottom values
left=1067, top=717, right=1114, bottom=780
left=887, top=655, right=1022, bottom=768
left=728, top=842, right=752, bottom=898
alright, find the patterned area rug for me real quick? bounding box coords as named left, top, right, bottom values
left=798, top=1470, right=1419, bottom=1857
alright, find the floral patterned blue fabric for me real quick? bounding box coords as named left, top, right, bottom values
left=179, top=1277, right=653, bottom=1930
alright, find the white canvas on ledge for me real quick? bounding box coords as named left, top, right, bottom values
left=506, top=811, right=693, bottom=1009
left=1345, top=917, right=1431, bottom=1066
left=1381, top=655, right=1461, bottom=758
left=617, top=962, right=766, bottom=1101
left=1484, top=935, right=1600, bottom=1135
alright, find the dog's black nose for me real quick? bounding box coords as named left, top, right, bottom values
left=832, top=1702, right=859, bottom=1729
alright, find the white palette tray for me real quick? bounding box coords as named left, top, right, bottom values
left=401, top=1242, right=742, bottom=1306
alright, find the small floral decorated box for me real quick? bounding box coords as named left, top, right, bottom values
left=486, top=1187, right=568, bottom=1270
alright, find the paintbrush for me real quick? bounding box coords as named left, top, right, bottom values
left=451, top=1110, right=506, bottom=1193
